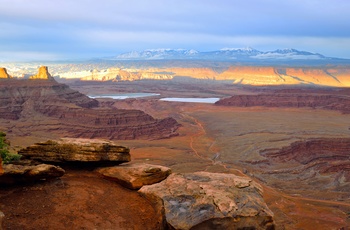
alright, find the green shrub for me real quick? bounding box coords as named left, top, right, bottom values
left=0, top=132, right=22, bottom=164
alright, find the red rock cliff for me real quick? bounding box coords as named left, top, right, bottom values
left=215, top=93, right=350, bottom=113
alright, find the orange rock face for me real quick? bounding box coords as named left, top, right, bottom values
left=217, top=66, right=350, bottom=86
left=0, top=67, right=11, bottom=79
left=29, top=66, right=52, bottom=79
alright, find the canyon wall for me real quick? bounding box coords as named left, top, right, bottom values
left=56, top=66, right=350, bottom=87
left=0, top=67, right=180, bottom=140
left=215, top=93, right=350, bottom=114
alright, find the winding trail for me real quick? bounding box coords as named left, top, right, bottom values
left=182, top=112, right=350, bottom=208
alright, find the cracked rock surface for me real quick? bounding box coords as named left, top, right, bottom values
left=139, top=171, right=275, bottom=230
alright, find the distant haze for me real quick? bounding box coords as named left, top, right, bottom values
left=0, top=0, right=350, bottom=61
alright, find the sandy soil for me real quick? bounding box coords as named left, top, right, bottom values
left=0, top=169, right=160, bottom=230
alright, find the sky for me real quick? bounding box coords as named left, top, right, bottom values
left=0, top=0, right=350, bottom=61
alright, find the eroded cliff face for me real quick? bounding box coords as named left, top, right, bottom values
left=215, top=93, right=350, bottom=114
left=217, top=66, right=350, bottom=86
left=60, top=65, right=350, bottom=87
left=0, top=78, right=98, bottom=120
left=258, top=138, right=350, bottom=192
left=0, top=67, right=180, bottom=141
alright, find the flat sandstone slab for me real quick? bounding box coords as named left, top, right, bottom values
left=97, top=163, right=171, bottom=190
left=18, top=138, right=130, bottom=164
left=0, top=164, right=65, bottom=185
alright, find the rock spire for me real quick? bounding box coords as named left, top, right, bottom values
left=0, top=68, right=11, bottom=79
left=29, top=66, right=52, bottom=79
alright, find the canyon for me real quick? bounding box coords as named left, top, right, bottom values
left=0, top=67, right=180, bottom=143
left=1, top=64, right=350, bottom=229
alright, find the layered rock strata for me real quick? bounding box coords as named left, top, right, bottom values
left=59, top=65, right=350, bottom=87
left=139, top=172, right=275, bottom=230
left=0, top=164, right=65, bottom=185
left=216, top=94, right=350, bottom=113
left=0, top=77, right=98, bottom=120
left=260, top=138, right=350, bottom=182
left=18, top=138, right=131, bottom=165
left=97, top=163, right=171, bottom=190
left=0, top=67, right=180, bottom=140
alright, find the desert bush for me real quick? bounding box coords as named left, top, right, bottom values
left=0, top=132, right=22, bottom=164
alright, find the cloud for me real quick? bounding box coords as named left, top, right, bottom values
left=0, top=51, right=62, bottom=62
left=0, top=0, right=349, bottom=60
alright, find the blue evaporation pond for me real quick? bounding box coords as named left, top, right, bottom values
left=88, top=93, right=160, bottom=99
left=159, top=98, right=220, bottom=104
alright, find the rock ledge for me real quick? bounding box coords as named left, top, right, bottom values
left=18, top=138, right=130, bottom=165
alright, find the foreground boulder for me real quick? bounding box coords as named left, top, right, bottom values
left=18, top=138, right=130, bottom=165
left=139, top=172, right=275, bottom=230
left=97, top=163, right=171, bottom=190
left=0, top=164, right=65, bottom=185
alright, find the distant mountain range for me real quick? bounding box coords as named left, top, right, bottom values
left=106, top=48, right=341, bottom=61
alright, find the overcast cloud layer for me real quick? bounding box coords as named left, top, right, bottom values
left=0, top=0, right=350, bottom=61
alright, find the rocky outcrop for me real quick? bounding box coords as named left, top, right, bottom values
left=215, top=94, right=350, bottom=113
left=139, top=172, right=275, bottom=230
left=0, top=68, right=11, bottom=79
left=97, top=163, right=171, bottom=189
left=260, top=138, right=350, bottom=181
left=35, top=106, right=179, bottom=140
left=29, top=66, right=52, bottom=80
left=0, top=164, right=65, bottom=185
left=18, top=138, right=130, bottom=165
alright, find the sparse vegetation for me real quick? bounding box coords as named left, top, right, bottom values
left=0, top=132, right=22, bottom=164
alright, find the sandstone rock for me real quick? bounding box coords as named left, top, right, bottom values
left=0, top=68, right=11, bottom=79
left=97, top=163, right=171, bottom=189
left=139, top=172, right=275, bottom=230
left=0, top=164, right=65, bottom=185
left=18, top=138, right=131, bottom=165
left=29, top=66, right=52, bottom=80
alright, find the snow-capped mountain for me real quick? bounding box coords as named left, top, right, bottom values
left=110, top=48, right=335, bottom=61
left=116, top=49, right=199, bottom=60
left=253, top=48, right=326, bottom=60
